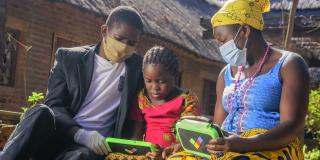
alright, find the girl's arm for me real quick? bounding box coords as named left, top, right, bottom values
left=129, top=95, right=146, bottom=140
left=207, top=53, right=309, bottom=153
left=131, top=121, right=145, bottom=140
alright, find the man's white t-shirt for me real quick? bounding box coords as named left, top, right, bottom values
left=74, top=54, right=125, bottom=137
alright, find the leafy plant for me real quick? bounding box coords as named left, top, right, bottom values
left=28, top=92, right=44, bottom=106
left=21, top=107, right=29, bottom=113
left=305, top=89, right=320, bottom=143
left=304, top=146, right=320, bottom=160
left=21, top=92, right=44, bottom=113
left=304, top=88, right=320, bottom=160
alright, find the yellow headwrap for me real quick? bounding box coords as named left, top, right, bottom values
left=211, top=0, right=271, bottom=30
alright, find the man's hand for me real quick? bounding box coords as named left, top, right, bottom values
left=73, top=129, right=109, bottom=155
left=162, top=143, right=182, bottom=159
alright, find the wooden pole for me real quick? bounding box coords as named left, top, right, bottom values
left=0, top=0, right=6, bottom=79
left=284, top=0, right=299, bottom=49
left=0, top=0, right=7, bottom=82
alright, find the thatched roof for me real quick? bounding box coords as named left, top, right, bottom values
left=205, top=0, right=320, bottom=28
left=50, top=0, right=223, bottom=62
left=207, top=0, right=320, bottom=10
left=269, top=0, right=320, bottom=10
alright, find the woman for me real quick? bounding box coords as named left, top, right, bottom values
left=166, top=0, right=309, bottom=159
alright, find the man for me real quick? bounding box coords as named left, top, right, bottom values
left=1, top=6, right=144, bottom=160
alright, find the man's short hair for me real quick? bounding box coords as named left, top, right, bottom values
left=106, top=6, right=144, bottom=33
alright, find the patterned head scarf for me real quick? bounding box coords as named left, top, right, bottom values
left=211, top=0, right=271, bottom=31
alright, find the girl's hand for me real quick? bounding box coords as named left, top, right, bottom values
left=162, top=143, right=182, bottom=159
left=146, top=144, right=161, bottom=160
left=206, top=135, right=247, bottom=153
left=146, top=152, right=160, bottom=160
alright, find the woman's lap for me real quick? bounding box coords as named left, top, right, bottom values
left=168, top=129, right=303, bottom=160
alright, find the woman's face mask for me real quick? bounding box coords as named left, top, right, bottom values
left=219, top=27, right=248, bottom=67
left=103, top=36, right=135, bottom=64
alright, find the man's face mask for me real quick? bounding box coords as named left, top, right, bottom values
left=103, top=36, right=135, bottom=64
left=219, top=26, right=248, bottom=67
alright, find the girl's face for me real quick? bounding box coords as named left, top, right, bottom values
left=143, top=64, right=175, bottom=101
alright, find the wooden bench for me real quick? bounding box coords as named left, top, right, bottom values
left=0, top=110, right=22, bottom=125
left=0, top=110, right=21, bottom=150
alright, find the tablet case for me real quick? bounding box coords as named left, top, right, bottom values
left=175, top=116, right=224, bottom=158
left=105, top=137, right=157, bottom=155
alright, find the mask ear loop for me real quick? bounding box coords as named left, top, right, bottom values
left=234, top=26, right=247, bottom=49
left=233, top=26, right=249, bottom=51
left=238, top=25, right=249, bottom=50
left=243, top=37, right=249, bottom=49
left=234, top=26, right=242, bottom=40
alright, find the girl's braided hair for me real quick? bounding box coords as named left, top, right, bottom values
left=143, top=46, right=179, bottom=77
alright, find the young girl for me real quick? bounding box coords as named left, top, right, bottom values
left=108, top=46, right=199, bottom=160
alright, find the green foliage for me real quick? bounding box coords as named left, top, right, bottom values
left=305, top=89, right=320, bottom=143
left=21, top=107, right=29, bottom=113
left=21, top=92, right=44, bottom=113
left=28, top=92, right=44, bottom=106
left=304, top=146, right=320, bottom=160
left=304, top=88, right=320, bottom=160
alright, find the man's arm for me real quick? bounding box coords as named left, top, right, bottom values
left=44, top=48, right=80, bottom=138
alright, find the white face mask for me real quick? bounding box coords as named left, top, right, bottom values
left=219, top=27, right=248, bottom=67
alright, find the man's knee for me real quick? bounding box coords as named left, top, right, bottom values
left=22, top=104, right=54, bottom=122
left=18, top=104, right=56, bottom=134
left=1, top=105, right=56, bottom=160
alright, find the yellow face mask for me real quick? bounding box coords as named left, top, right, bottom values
left=103, top=36, right=135, bottom=64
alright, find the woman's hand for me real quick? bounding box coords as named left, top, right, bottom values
left=206, top=135, right=248, bottom=153
left=146, top=144, right=161, bottom=160
left=162, top=143, right=182, bottom=159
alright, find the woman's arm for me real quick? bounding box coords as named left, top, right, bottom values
left=214, top=66, right=228, bottom=126
left=244, top=53, right=309, bottom=151
left=207, top=53, right=309, bottom=153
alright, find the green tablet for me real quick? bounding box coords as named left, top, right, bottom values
left=105, top=137, right=157, bottom=155
left=175, top=116, right=224, bottom=159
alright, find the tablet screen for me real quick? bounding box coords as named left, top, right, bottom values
left=106, top=140, right=153, bottom=155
